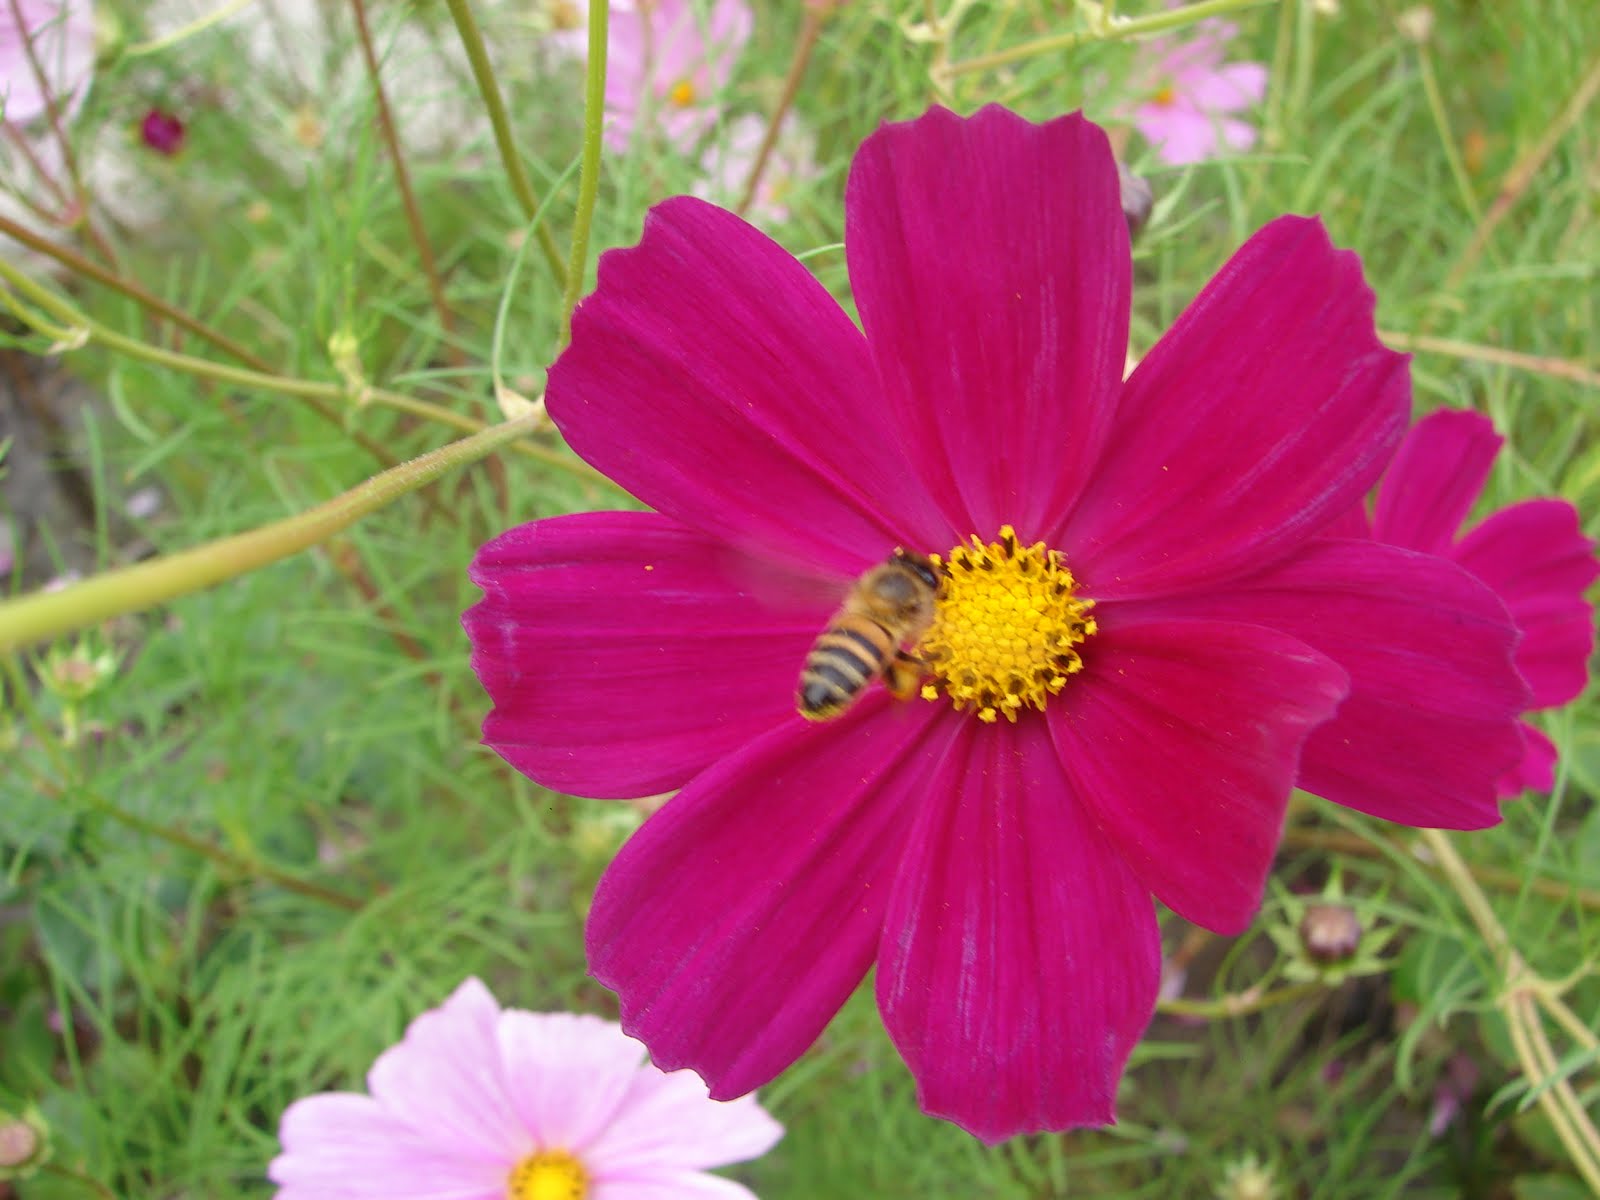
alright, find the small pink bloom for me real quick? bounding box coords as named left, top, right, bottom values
left=553, top=0, right=751, bottom=152
left=466, top=107, right=1525, bottom=1141
left=0, top=0, right=95, bottom=126
left=138, top=107, right=184, bottom=156
left=1127, top=20, right=1267, bottom=165
left=1343, top=410, right=1598, bottom=798
left=267, top=978, right=782, bottom=1200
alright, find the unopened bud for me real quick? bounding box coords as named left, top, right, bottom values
left=0, top=1110, right=48, bottom=1179
left=1216, top=1154, right=1277, bottom=1200
left=1396, top=6, right=1434, bottom=43
left=40, top=643, right=119, bottom=704
left=1299, top=903, right=1362, bottom=964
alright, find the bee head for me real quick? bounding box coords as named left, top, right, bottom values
left=889, top=547, right=943, bottom=593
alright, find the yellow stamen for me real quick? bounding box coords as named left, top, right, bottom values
left=1152, top=84, right=1177, bottom=106
left=667, top=78, right=697, bottom=107
left=917, top=525, right=1096, bottom=724
left=508, top=1150, right=589, bottom=1200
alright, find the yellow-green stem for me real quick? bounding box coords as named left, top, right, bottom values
left=0, top=414, right=539, bottom=651
left=442, top=0, right=568, bottom=288
left=560, top=0, right=609, bottom=346
left=938, top=0, right=1274, bottom=79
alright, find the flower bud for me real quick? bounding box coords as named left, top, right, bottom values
left=1299, top=903, right=1362, bottom=964
left=0, top=1108, right=50, bottom=1180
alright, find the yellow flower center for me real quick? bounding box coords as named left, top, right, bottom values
left=667, top=78, right=697, bottom=107
left=917, top=525, right=1096, bottom=724
left=508, top=1151, right=589, bottom=1200
left=1152, top=83, right=1177, bottom=106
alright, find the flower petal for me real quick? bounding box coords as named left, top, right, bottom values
left=1064, top=216, right=1409, bottom=598
left=845, top=105, right=1130, bottom=539
left=876, top=717, right=1162, bottom=1141
left=1452, top=497, right=1598, bottom=709
left=1501, top=721, right=1557, bottom=796
left=548, top=195, right=946, bottom=574
left=365, top=978, right=525, bottom=1160
left=1180, top=540, right=1528, bottom=828
left=270, top=1092, right=504, bottom=1199
left=588, top=1069, right=781, bottom=1175
left=466, top=511, right=836, bottom=799
left=494, top=1012, right=645, bottom=1153
left=1183, top=61, right=1269, bottom=112
left=1047, top=617, right=1347, bottom=934
left=586, top=698, right=959, bottom=1101
left=1371, top=409, right=1502, bottom=555
left=594, top=1172, right=758, bottom=1200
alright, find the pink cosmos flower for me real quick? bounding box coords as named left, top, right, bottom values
left=552, top=0, right=752, bottom=153
left=267, top=977, right=782, bottom=1200
left=465, top=106, right=1526, bottom=1141
left=1334, top=410, right=1598, bottom=798
left=0, top=0, right=95, bottom=126
left=1127, top=20, right=1267, bottom=165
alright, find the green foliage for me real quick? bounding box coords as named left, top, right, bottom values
left=2, top=0, right=1597, bottom=1196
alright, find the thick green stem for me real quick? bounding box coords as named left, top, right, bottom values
left=0, top=414, right=540, bottom=651
left=442, top=0, right=568, bottom=288
left=560, top=0, right=610, bottom=345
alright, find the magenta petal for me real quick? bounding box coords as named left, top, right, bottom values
left=1180, top=539, right=1527, bottom=828
left=875, top=717, right=1160, bottom=1141
left=1048, top=618, right=1346, bottom=934
left=845, top=105, right=1130, bottom=538
left=586, top=699, right=959, bottom=1100
left=549, top=195, right=947, bottom=574
left=1500, top=721, right=1557, bottom=796
left=1064, top=216, right=1409, bottom=598
left=1371, top=409, right=1502, bottom=555
left=466, top=511, right=834, bottom=799
left=1452, top=498, right=1599, bottom=710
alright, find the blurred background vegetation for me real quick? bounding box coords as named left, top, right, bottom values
left=2, top=0, right=1598, bottom=1195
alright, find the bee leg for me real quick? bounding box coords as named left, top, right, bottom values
left=884, top=651, right=925, bottom=701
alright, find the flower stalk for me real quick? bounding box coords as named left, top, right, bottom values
left=560, top=0, right=610, bottom=345
left=0, top=412, right=541, bottom=651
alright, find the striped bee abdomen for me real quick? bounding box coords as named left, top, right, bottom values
left=797, top=619, right=894, bottom=720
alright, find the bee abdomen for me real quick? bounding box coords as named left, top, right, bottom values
left=798, top=622, right=892, bottom=720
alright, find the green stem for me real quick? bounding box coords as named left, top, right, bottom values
left=1156, top=980, right=1322, bottom=1020
left=560, top=0, right=610, bottom=345
left=938, top=0, right=1274, bottom=79
left=443, top=0, right=568, bottom=288
left=0, top=414, right=540, bottom=651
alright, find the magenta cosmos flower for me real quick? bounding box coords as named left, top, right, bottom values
left=465, top=107, right=1526, bottom=1141
left=1333, top=409, right=1597, bottom=799
left=1, top=0, right=95, bottom=126
left=268, top=978, right=782, bottom=1200
left=1127, top=20, right=1267, bottom=165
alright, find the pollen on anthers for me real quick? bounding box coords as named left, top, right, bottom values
left=918, top=525, right=1097, bottom=724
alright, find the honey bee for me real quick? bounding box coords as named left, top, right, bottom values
left=797, top=549, right=942, bottom=721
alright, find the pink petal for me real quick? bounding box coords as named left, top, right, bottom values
left=1133, top=105, right=1230, bottom=166
left=365, top=979, right=525, bottom=1161
left=586, top=698, right=959, bottom=1101
left=844, top=105, right=1130, bottom=539
left=548, top=195, right=946, bottom=575
left=1063, top=216, right=1409, bottom=598
left=466, top=511, right=835, bottom=799
left=1371, top=409, right=1502, bottom=556
left=1452, top=498, right=1598, bottom=709
left=1500, top=721, right=1557, bottom=796
left=1048, top=617, right=1346, bottom=934
left=1181, top=540, right=1528, bottom=828
left=0, top=0, right=96, bottom=126
left=588, top=1069, right=781, bottom=1175
left=270, top=1093, right=504, bottom=1199
left=494, top=1012, right=645, bottom=1153
left=1182, top=62, right=1269, bottom=113
left=876, top=717, right=1161, bottom=1141
left=594, top=1173, right=758, bottom=1200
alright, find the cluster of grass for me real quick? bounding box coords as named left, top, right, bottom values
left=2, top=0, right=1598, bottom=1196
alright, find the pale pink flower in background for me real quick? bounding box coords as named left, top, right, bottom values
left=1126, top=20, right=1267, bottom=165
left=694, top=112, right=816, bottom=224
left=268, top=978, right=783, bottom=1200
left=0, top=0, right=96, bottom=126
left=553, top=0, right=752, bottom=152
